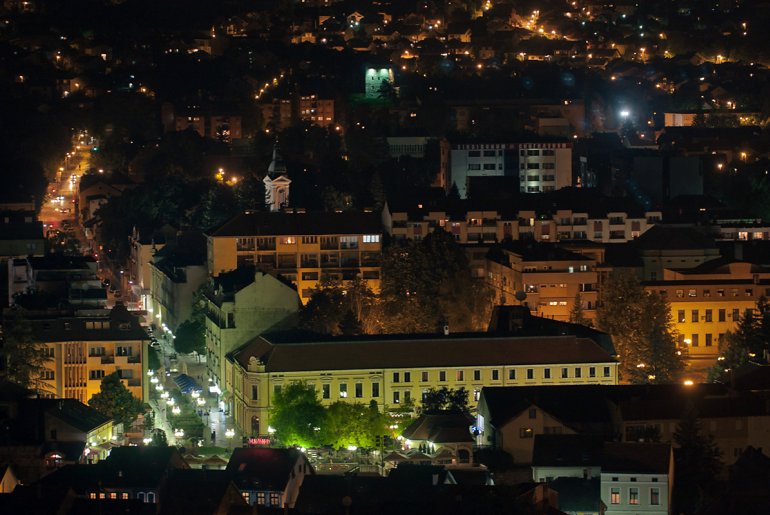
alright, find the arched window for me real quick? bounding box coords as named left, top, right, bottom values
left=147, top=492, right=156, bottom=503
left=137, top=492, right=146, bottom=502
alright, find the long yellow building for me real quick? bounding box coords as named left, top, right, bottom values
left=206, top=210, right=382, bottom=303
left=223, top=327, right=619, bottom=437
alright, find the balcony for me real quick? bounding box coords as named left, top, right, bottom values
left=100, top=355, right=115, bottom=364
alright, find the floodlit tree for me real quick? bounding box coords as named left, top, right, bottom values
left=299, top=278, right=378, bottom=335
left=708, top=296, right=770, bottom=382
left=569, top=292, right=592, bottom=327
left=0, top=315, right=51, bottom=392
left=673, top=403, right=723, bottom=515
left=597, top=269, right=685, bottom=383
left=380, top=229, right=493, bottom=333
left=321, top=401, right=387, bottom=450
left=150, top=428, right=168, bottom=447
left=88, top=372, right=145, bottom=427
left=269, top=381, right=325, bottom=448
left=174, top=320, right=205, bottom=355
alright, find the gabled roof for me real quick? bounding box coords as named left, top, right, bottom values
left=402, top=412, right=474, bottom=444
left=634, top=225, right=717, bottom=251
left=532, top=434, right=605, bottom=468
left=601, top=442, right=671, bottom=474
left=225, top=448, right=309, bottom=491
left=160, top=469, right=247, bottom=515
left=42, top=398, right=111, bottom=433
left=231, top=332, right=616, bottom=373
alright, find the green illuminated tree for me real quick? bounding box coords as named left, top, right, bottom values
left=174, top=320, right=205, bottom=355
left=88, top=372, right=145, bottom=426
left=269, top=381, right=325, bottom=448
left=708, top=297, right=770, bottom=382
left=321, top=401, right=387, bottom=450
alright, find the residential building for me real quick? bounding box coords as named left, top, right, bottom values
left=364, top=65, right=394, bottom=99
left=531, top=434, right=604, bottom=483
left=13, top=304, right=149, bottom=403
left=8, top=255, right=103, bottom=307
left=204, top=267, right=300, bottom=409
left=148, top=231, right=208, bottom=332
left=225, top=448, right=312, bottom=509
left=449, top=141, right=572, bottom=198
left=486, top=241, right=599, bottom=322
left=633, top=225, right=720, bottom=281
left=224, top=328, right=618, bottom=437
left=601, top=442, right=673, bottom=515
left=161, top=103, right=243, bottom=142
left=0, top=396, right=114, bottom=483
left=299, top=94, right=334, bottom=126
left=0, top=210, right=44, bottom=267
left=383, top=191, right=661, bottom=245
left=644, top=258, right=770, bottom=372
left=128, top=225, right=174, bottom=311
left=206, top=210, right=382, bottom=302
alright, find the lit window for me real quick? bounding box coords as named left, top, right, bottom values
left=629, top=487, right=639, bottom=505
left=363, top=234, right=380, bottom=243
left=279, top=236, right=296, bottom=245
left=611, top=488, right=620, bottom=504
left=339, top=384, right=347, bottom=398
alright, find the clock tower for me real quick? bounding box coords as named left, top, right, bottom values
left=263, top=142, right=291, bottom=212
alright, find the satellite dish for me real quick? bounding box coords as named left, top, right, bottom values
left=514, top=291, right=528, bottom=303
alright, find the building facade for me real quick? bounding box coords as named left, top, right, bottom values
left=486, top=242, right=599, bottom=322
left=19, top=305, right=149, bottom=403
left=204, top=269, right=300, bottom=407
left=449, top=142, right=572, bottom=198
left=206, top=210, right=383, bottom=303
left=224, top=333, right=618, bottom=437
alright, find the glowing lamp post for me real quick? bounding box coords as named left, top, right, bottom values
left=225, top=428, right=235, bottom=450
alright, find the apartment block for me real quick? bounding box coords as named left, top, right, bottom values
left=206, top=210, right=382, bottom=302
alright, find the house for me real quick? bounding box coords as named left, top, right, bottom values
left=225, top=447, right=313, bottom=509
left=476, top=386, right=619, bottom=464
left=0, top=397, right=113, bottom=483
left=531, top=434, right=605, bottom=482
left=401, top=412, right=475, bottom=465
left=128, top=225, right=174, bottom=309
left=36, top=446, right=190, bottom=506
left=601, top=442, right=673, bottom=515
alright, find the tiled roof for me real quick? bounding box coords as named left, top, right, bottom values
left=232, top=333, right=616, bottom=373
left=207, top=210, right=382, bottom=237
left=601, top=442, right=671, bottom=474
left=225, top=448, right=307, bottom=491
left=22, top=304, right=149, bottom=342
left=532, top=434, right=605, bottom=467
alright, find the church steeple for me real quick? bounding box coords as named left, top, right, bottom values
left=263, top=140, right=291, bottom=212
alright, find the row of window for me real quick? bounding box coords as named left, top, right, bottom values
left=677, top=308, right=751, bottom=324
left=264, top=366, right=614, bottom=401
left=610, top=487, right=661, bottom=506
left=673, top=287, right=762, bottom=298
left=89, top=491, right=156, bottom=503
left=521, top=163, right=557, bottom=170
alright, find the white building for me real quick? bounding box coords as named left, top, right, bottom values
left=450, top=142, right=572, bottom=198
left=601, top=442, right=673, bottom=515
left=263, top=144, right=291, bottom=212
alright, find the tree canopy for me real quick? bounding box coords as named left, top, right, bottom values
left=174, top=320, right=206, bottom=355
left=708, top=296, right=770, bottom=382
left=597, top=269, right=685, bottom=383
left=269, top=381, right=326, bottom=448
left=421, top=387, right=470, bottom=414
left=88, top=372, right=145, bottom=426
left=0, top=315, right=51, bottom=392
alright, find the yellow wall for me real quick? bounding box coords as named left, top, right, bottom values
left=225, top=360, right=618, bottom=437
left=40, top=340, right=146, bottom=404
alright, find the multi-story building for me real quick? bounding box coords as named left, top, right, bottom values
left=17, top=304, right=149, bottom=403
left=383, top=196, right=662, bottom=246
left=147, top=231, right=208, bottom=332
left=8, top=255, right=103, bottom=307
left=128, top=225, right=175, bottom=312
left=486, top=241, right=599, bottom=322
left=223, top=327, right=618, bottom=437
left=298, top=95, right=334, bottom=126
left=204, top=267, right=300, bottom=405
left=643, top=259, right=770, bottom=372
left=449, top=142, right=572, bottom=198
left=206, top=210, right=382, bottom=302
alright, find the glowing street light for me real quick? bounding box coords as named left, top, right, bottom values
left=172, top=406, right=181, bottom=415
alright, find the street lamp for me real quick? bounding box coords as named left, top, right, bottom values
left=174, top=429, right=184, bottom=438
left=172, top=406, right=181, bottom=415
left=225, top=428, right=235, bottom=449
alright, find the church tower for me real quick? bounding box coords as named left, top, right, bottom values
left=263, top=141, right=291, bottom=212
